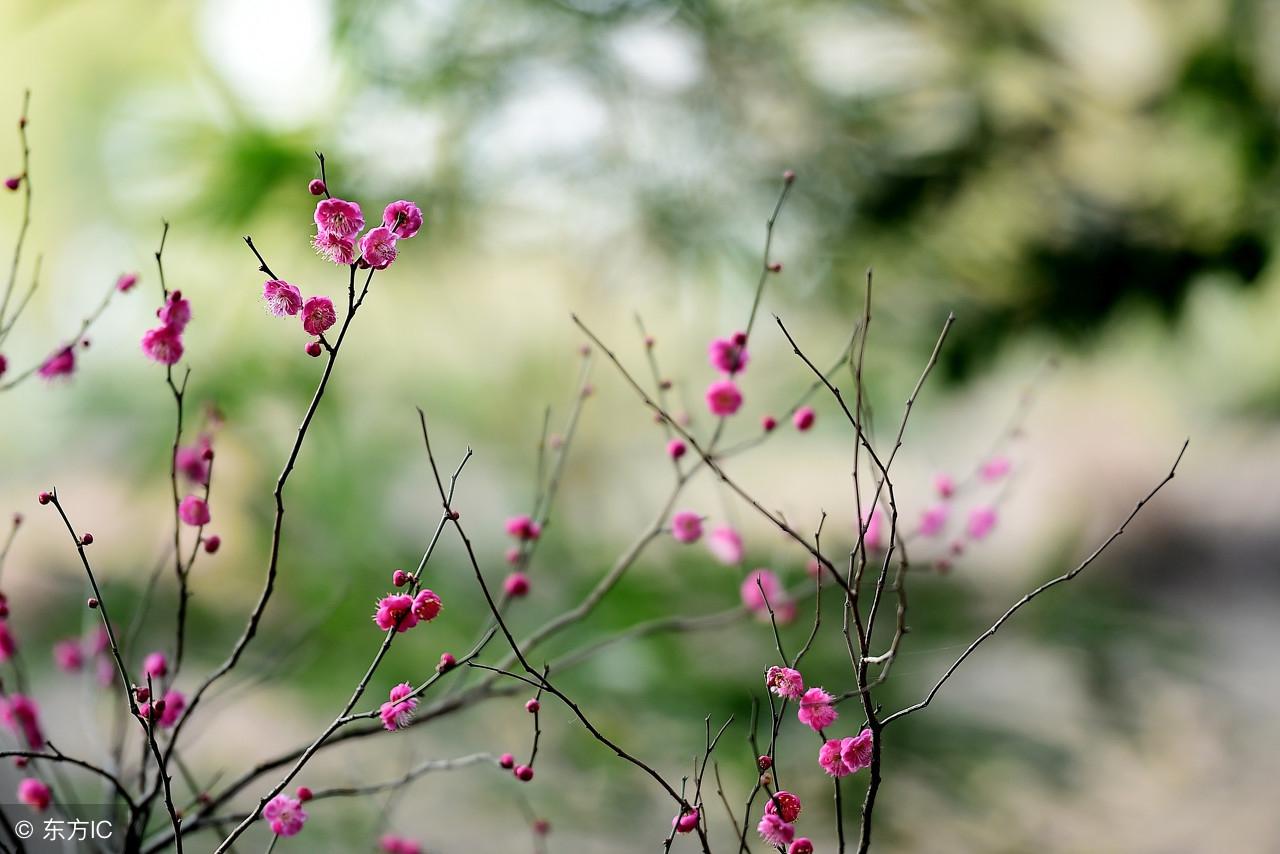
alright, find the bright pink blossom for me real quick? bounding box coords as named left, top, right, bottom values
left=793, top=406, right=816, bottom=431
left=757, top=813, right=795, bottom=847
left=301, top=296, right=337, bottom=336
left=143, top=651, right=168, bottom=679
left=373, top=594, right=418, bottom=632
left=935, top=472, right=955, bottom=499
left=666, top=439, right=687, bottom=460
left=53, top=639, right=84, bottom=672
left=790, top=839, right=815, bottom=854
left=672, top=808, right=699, bottom=834
left=380, top=682, right=418, bottom=731
left=359, top=226, right=398, bottom=270
left=380, top=834, right=424, bottom=854
left=981, top=456, right=1012, bottom=482
left=0, top=695, right=43, bottom=749
left=0, top=620, right=15, bottom=662
left=741, top=569, right=793, bottom=625
left=38, top=346, right=76, bottom=378
left=412, top=589, right=442, bottom=622
left=178, top=496, right=210, bottom=526
left=156, top=690, right=185, bottom=727
left=819, top=729, right=873, bottom=777
left=382, top=200, right=423, bottom=239
left=705, top=378, right=743, bottom=416
left=796, top=687, right=837, bottom=732
left=765, top=791, right=801, bottom=823
left=141, top=326, right=184, bottom=365
left=504, top=572, right=530, bottom=597
left=671, top=511, right=703, bottom=544
left=17, top=778, right=50, bottom=811
left=859, top=506, right=884, bottom=551
left=312, top=230, right=356, bottom=265
left=919, top=504, right=948, bottom=537
left=116, top=273, right=139, bottom=293
left=262, top=280, right=303, bottom=317
left=967, top=506, right=998, bottom=540
left=708, top=525, right=744, bottom=565
left=263, top=793, right=308, bottom=837
left=0, top=353, right=6, bottom=379
left=175, top=437, right=212, bottom=485
left=505, top=515, right=542, bottom=541
left=314, top=198, right=364, bottom=238
left=765, top=666, right=804, bottom=700
left=708, top=336, right=748, bottom=375
left=157, top=293, right=191, bottom=332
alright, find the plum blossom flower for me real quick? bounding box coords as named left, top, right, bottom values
left=981, top=456, right=1012, bottom=482
left=796, top=687, right=837, bottom=732
left=262, top=280, right=303, bottom=317
left=708, top=336, right=748, bottom=375
left=505, top=515, right=541, bottom=541
left=263, top=793, right=308, bottom=836
left=935, top=472, right=955, bottom=499
left=504, top=572, right=530, bottom=597
left=705, top=378, right=743, bottom=416
left=790, top=839, right=814, bottom=854
left=859, top=506, right=884, bottom=551
left=382, top=200, right=423, bottom=239
left=919, top=504, right=948, bottom=537
left=793, top=406, right=816, bottom=431
left=411, top=589, right=442, bottom=622
left=157, top=293, right=191, bottom=333
left=671, top=511, right=703, bottom=544
left=0, top=620, right=16, bottom=662
left=175, top=436, right=212, bottom=485
left=53, top=639, right=84, bottom=672
left=380, top=682, right=418, bottom=731
left=819, top=729, right=873, bottom=777
left=141, top=326, right=184, bottom=365
left=765, top=666, right=804, bottom=700
left=379, top=835, right=424, bottom=854
left=178, top=496, right=210, bottom=527
left=359, top=226, right=398, bottom=269
left=373, top=594, right=418, bottom=632
left=765, top=791, right=801, bottom=823
left=17, top=778, right=51, bottom=811
left=38, top=346, right=76, bottom=378
left=671, top=808, right=699, bottom=834
left=116, top=272, right=139, bottom=293
left=757, top=813, right=795, bottom=847
left=155, top=690, right=185, bottom=728
left=0, top=694, right=44, bottom=749
left=313, top=198, right=364, bottom=238
left=740, top=569, right=783, bottom=614
left=143, top=651, right=168, bottom=679
left=312, top=230, right=356, bottom=265
left=300, top=296, right=337, bottom=337
left=967, top=506, right=998, bottom=540
left=707, top=525, right=743, bottom=565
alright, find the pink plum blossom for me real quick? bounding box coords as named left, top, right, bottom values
left=157, top=293, right=191, bottom=332
left=178, top=496, right=210, bottom=526
left=981, top=456, right=1012, bottom=482
left=141, top=326, right=183, bottom=365
left=314, top=198, right=364, bottom=238
left=380, top=835, right=424, bottom=854
left=312, top=230, right=356, bottom=265
left=263, top=793, right=308, bottom=837
left=859, top=506, right=884, bottom=551
left=935, top=472, right=955, bottom=499
left=790, top=840, right=815, bottom=854
left=0, top=694, right=43, bottom=749
left=765, top=791, right=801, bottom=823
left=301, top=296, right=337, bottom=336
left=53, top=639, right=84, bottom=672
left=919, top=504, right=948, bottom=537
left=38, top=346, right=76, bottom=378
left=0, top=620, right=15, bottom=661
left=757, top=813, right=795, bottom=847
left=505, top=515, right=541, bottom=541
left=504, top=572, right=530, bottom=597
left=796, top=687, right=837, bottom=732
left=967, top=506, right=998, bottom=540
left=382, top=200, right=423, bottom=239
left=411, top=589, right=442, bottom=622
left=262, top=280, right=303, bottom=317
left=373, top=594, right=418, bottom=632
left=708, top=525, right=744, bottom=565
left=672, top=808, right=699, bottom=834
left=116, top=273, right=139, bottom=293
left=17, top=778, right=50, bottom=811
left=671, top=511, right=703, bottom=544
left=819, top=729, right=873, bottom=777
left=793, top=406, right=816, bottom=431
left=740, top=569, right=790, bottom=622
left=765, top=666, right=804, bottom=700
left=175, top=437, right=212, bottom=485
left=359, top=226, right=398, bottom=269
left=705, top=379, right=743, bottom=416
left=707, top=336, right=748, bottom=375
left=380, top=682, right=418, bottom=731
left=143, top=651, right=168, bottom=679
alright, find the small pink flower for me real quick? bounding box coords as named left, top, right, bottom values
left=796, top=687, right=837, bottom=732
left=412, top=589, right=442, bottom=622
left=919, top=504, right=948, bottom=537
left=671, top=808, right=699, bottom=834
left=935, top=472, right=955, bottom=499
left=707, top=336, right=749, bottom=375
left=300, top=296, right=337, bottom=336
left=38, top=346, right=76, bottom=378
left=671, top=511, right=703, bottom=544
left=793, top=406, right=816, bottom=431
left=0, top=353, right=6, bottom=379
left=740, top=569, right=786, bottom=617
left=765, top=791, right=802, bottom=823
left=157, top=293, right=191, bottom=332
left=842, top=727, right=874, bottom=772
left=312, top=230, right=356, bottom=265
left=505, top=515, right=542, bottom=541
left=708, top=525, right=744, bottom=565
left=380, top=835, right=424, bottom=854
left=262, top=280, right=303, bottom=317
left=373, top=594, right=419, bottom=632
left=359, top=226, right=398, bottom=270
left=382, top=200, right=424, bottom=239
left=143, top=651, right=168, bottom=679
left=859, top=506, right=883, bottom=551
left=666, top=439, right=687, bottom=460
left=380, top=682, right=418, bottom=731
left=705, top=378, right=743, bottom=416
left=53, top=639, right=84, bottom=672
left=967, top=506, right=998, bottom=540
left=157, top=690, right=185, bottom=727
left=263, top=793, right=308, bottom=837
left=17, top=778, right=51, bottom=811
left=141, top=326, right=184, bottom=365
left=178, top=496, right=210, bottom=527
left=790, top=839, right=815, bottom=854
left=175, top=437, right=212, bottom=485
left=314, top=198, right=365, bottom=238
left=765, top=666, right=804, bottom=700
left=981, top=456, right=1012, bottom=482
left=116, top=272, right=139, bottom=293
left=503, top=572, right=530, bottom=597
left=757, top=813, right=795, bottom=847
left=0, top=695, right=44, bottom=749
left=0, top=621, right=16, bottom=662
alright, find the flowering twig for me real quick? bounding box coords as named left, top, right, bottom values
left=0, top=90, right=32, bottom=334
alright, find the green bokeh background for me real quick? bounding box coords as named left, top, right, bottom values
left=0, top=1, right=1276, bottom=851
